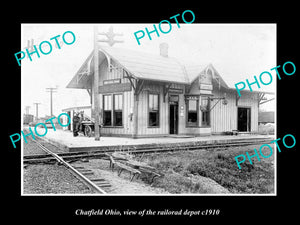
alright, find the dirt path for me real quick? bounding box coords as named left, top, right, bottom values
left=24, top=158, right=229, bottom=195
left=71, top=159, right=168, bottom=194
left=71, top=158, right=230, bottom=195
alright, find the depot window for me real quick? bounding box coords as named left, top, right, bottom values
left=148, top=93, right=159, bottom=127
left=103, top=94, right=123, bottom=127
left=113, top=94, right=123, bottom=126
left=187, top=98, right=198, bottom=127
left=201, top=96, right=210, bottom=127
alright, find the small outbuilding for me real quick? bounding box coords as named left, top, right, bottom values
left=258, top=111, right=275, bottom=125
left=61, top=106, right=92, bottom=131
left=66, top=44, right=271, bottom=138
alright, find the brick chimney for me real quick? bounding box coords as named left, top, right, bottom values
left=159, top=43, right=168, bottom=57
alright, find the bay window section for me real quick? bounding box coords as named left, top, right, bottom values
left=187, top=98, right=198, bottom=127
left=200, top=96, right=210, bottom=127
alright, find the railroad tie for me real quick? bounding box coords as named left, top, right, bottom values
left=73, top=166, right=85, bottom=169
left=90, top=178, right=106, bottom=182
left=77, top=169, right=93, bottom=172
left=81, top=171, right=94, bottom=176
left=97, top=184, right=112, bottom=189
left=95, top=182, right=111, bottom=186
left=94, top=180, right=111, bottom=187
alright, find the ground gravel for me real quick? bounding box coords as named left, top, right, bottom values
left=23, top=135, right=66, bottom=156
left=23, top=164, right=94, bottom=194
left=23, top=138, right=48, bottom=156
left=23, top=133, right=95, bottom=194
left=71, top=159, right=169, bottom=194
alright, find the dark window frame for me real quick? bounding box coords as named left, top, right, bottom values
left=103, top=94, right=112, bottom=126
left=113, top=94, right=123, bottom=127
left=186, top=97, right=199, bottom=127
left=102, top=93, right=123, bottom=127
left=148, top=93, right=160, bottom=128
left=200, top=96, right=211, bottom=127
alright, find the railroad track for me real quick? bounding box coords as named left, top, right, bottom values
left=23, top=136, right=272, bottom=194
left=24, top=138, right=273, bottom=164
left=26, top=138, right=108, bottom=194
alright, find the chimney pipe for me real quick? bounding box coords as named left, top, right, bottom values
left=159, top=43, right=168, bottom=57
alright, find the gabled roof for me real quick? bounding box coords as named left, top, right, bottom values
left=67, top=51, right=93, bottom=89
left=100, top=46, right=190, bottom=84
left=67, top=46, right=227, bottom=88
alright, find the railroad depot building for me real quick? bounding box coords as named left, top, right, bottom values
left=66, top=44, right=268, bottom=138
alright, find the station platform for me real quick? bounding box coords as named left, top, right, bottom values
left=27, top=127, right=274, bottom=153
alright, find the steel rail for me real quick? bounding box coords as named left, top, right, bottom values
left=24, top=139, right=272, bottom=164
left=30, top=139, right=107, bottom=194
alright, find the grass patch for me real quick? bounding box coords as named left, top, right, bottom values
left=186, top=152, right=273, bottom=193
left=150, top=172, right=209, bottom=194
left=141, top=144, right=275, bottom=194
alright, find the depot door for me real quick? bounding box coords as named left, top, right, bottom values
left=237, top=107, right=251, bottom=132
left=169, top=95, right=179, bottom=135
left=170, top=104, right=179, bottom=134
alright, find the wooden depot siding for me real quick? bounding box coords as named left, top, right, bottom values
left=95, top=58, right=259, bottom=136
left=98, top=59, right=134, bottom=136
left=134, top=82, right=187, bottom=137
left=68, top=46, right=263, bottom=138
left=98, top=59, right=129, bottom=85
left=99, top=91, right=134, bottom=136
left=210, top=88, right=236, bottom=133
left=237, top=90, right=259, bottom=132
left=211, top=88, right=259, bottom=133
left=137, top=82, right=168, bottom=136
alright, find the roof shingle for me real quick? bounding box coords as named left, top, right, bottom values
left=67, top=46, right=226, bottom=88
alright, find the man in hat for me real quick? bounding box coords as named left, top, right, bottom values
left=73, top=111, right=80, bottom=137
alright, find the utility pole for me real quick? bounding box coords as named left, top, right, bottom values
left=46, top=87, right=57, bottom=117
left=25, top=106, right=30, bottom=115
left=33, top=103, right=41, bottom=120
left=93, top=26, right=100, bottom=141
left=92, top=26, right=124, bottom=141
left=98, top=26, right=124, bottom=46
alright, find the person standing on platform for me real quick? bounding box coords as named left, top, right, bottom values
left=73, top=111, right=80, bottom=137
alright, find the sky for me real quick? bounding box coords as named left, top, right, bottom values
left=21, top=23, right=276, bottom=117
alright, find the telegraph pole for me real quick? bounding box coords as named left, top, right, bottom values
left=25, top=106, right=30, bottom=115
left=98, top=26, right=124, bottom=46
left=94, top=26, right=100, bottom=141
left=93, top=26, right=124, bottom=141
left=33, top=103, right=41, bottom=120
left=46, top=87, right=57, bottom=117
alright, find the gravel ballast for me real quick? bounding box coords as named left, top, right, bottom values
left=23, top=164, right=95, bottom=194
left=23, top=134, right=66, bottom=156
